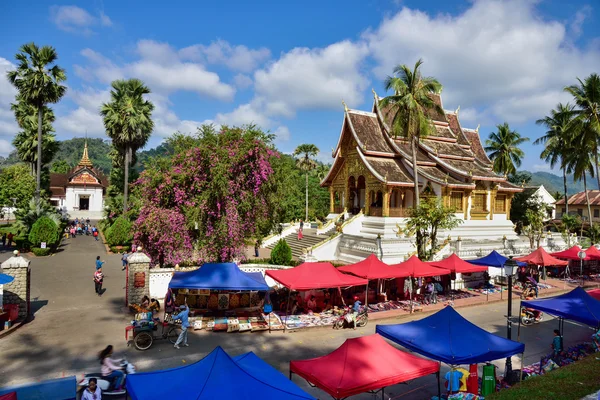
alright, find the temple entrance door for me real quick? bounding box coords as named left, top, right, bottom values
left=79, top=196, right=89, bottom=211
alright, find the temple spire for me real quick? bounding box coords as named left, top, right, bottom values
left=78, top=141, right=93, bottom=168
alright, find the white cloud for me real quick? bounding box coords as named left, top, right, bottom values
left=0, top=58, right=17, bottom=156
left=532, top=164, right=553, bottom=173
left=215, top=100, right=272, bottom=128
left=233, top=74, right=253, bottom=89
left=364, top=0, right=600, bottom=123
left=180, top=40, right=271, bottom=73
left=75, top=49, right=124, bottom=83
left=273, top=126, right=291, bottom=142
left=0, top=139, right=12, bottom=155
left=49, top=5, right=112, bottom=35
left=254, top=41, right=369, bottom=117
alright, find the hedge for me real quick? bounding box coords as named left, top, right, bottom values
left=270, top=239, right=293, bottom=266
left=28, top=217, right=59, bottom=248
left=32, top=247, right=51, bottom=256
left=106, top=217, right=133, bottom=246
left=110, top=245, right=131, bottom=253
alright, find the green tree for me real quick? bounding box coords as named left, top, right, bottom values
left=52, top=138, right=112, bottom=173
left=558, top=214, right=580, bottom=247
left=0, top=164, right=36, bottom=210
left=100, top=78, right=154, bottom=213
left=28, top=216, right=59, bottom=247
left=523, top=207, right=546, bottom=248
left=379, top=59, right=443, bottom=207
left=535, top=103, right=576, bottom=214
left=484, top=123, right=529, bottom=176
left=565, top=74, right=600, bottom=189
left=106, top=216, right=133, bottom=246
left=405, top=198, right=462, bottom=260
left=564, top=126, right=595, bottom=228
left=7, top=43, right=66, bottom=202
left=50, top=159, right=71, bottom=173
left=293, top=144, right=319, bottom=221
left=14, top=197, right=60, bottom=235
left=270, top=238, right=292, bottom=266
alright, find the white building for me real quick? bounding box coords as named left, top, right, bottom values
left=49, top=142, right=108, bottom=219
left=523, top=185, right=556, bottom=220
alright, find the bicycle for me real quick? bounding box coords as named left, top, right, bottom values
left=128, top=320, right=181, bottom=351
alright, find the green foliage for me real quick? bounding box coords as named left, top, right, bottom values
left=14, top=197, right=61, bottom=235
left=14, top=237, right=31, bottom=252
left=51, top=138, right=112, bottom=173
left=556, top=214, right=581, bottom=247
left=106, top=216, right=133, bottom=246
left=485, top=122, right=529, bottom=175
left=0, top=164, right=36, bottom=210
left=50, top=159, right=71, bottom=173
left=405, top=198, right=462, bottom=260
left=32, top=247, right=51, bottom=256
left=28, top=216, right=59, bottom=247
left=586, top=224, right=600, bottom=245
left=270, top=239, right=293, bottom=266
left=110, top=245, right=130, bottom=253
left=522, top=207, right=546, bottom=248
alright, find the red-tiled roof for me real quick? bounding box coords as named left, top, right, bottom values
left=446, top=112, right=471, bottom=147
left=50, top=187, right=65, bottom=197
left=392, top=140, right=435, bottom=164
left=50, top=173, right=68, bottom=187
left=463, top=129, right=492, bottom=166
left=421, top=139, right=473, bottom=159
left=360, top=154, right=413, bottom=186
left=556, top=191, right=600, bottom=205
left=347, top=111, right=394, bottom=154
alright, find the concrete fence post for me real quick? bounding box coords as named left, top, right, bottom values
left=127, top=251, right=150, bottom=306
left=1, top=253, right=31, bottom=320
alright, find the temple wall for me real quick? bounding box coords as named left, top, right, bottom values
left=65, top=186, right=104, bottom=212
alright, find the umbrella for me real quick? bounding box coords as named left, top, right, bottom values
left=0, top=274, right=14, bottom=285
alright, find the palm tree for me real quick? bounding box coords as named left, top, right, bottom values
left=7, top=43, right=66, bottom=202
left=379, top=59, right=443, bottom=207
left=564, top=131, right=595, bottom=228
left=535, top=103, right=576, bottom=215
left=100, top=79, right=154, bottom=213
left=565, top=74, right=600, bottom=189
left=293, top=144, right=319, bottom=221
left=484, top=123, right=529, bottom=176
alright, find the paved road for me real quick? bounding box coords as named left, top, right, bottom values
left=0, top=237, right=595, bottom=399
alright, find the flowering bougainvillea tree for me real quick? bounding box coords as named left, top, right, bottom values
left=133, top=125, right=277, bottom=265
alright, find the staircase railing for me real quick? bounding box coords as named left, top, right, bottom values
left=261, top=223, right=296, bottom=248
left=317, top=209, right=345, bottom=235
left=303, top=210, right=364, bottom=255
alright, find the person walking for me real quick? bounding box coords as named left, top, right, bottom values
left=1, top=233, right=6, bottom=248
left=6, top=232, right=13, bottom=247
left=96, top=256, right=104, bottom=270
left=94, top=268, right=104, bottom=296
left=121, top=251, right=129, bottom=271
left=173, top=304, right=190, bottom=349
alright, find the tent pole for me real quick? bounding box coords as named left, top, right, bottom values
left=519, top=352, right=525, bottom=382
left=365, top=282, right=369, bottom=310
left=409, top=276, right=414, bottom=314
left=437, top=369, right=441, bottom=399
left=501, top=267, right=503, bottom=300
left=517, top=300, right=522, bottom=342
left=284, top=289, right=292, bottom=333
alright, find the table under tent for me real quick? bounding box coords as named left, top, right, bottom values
left=126, top=346, right=314, bottom=400
left=550, top=245, right=600, bottom=284
left=290, top=334, right=440, bottom=400
left=376, top=306, right=525, bottom=397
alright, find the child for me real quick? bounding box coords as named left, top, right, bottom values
left=94, top=268, right=104, bottom=296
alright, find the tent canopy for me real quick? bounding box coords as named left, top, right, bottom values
left=169, top=263, right=269, bottom=291
left=0, top=274, right=14, bottom=285
left=376, top=306, right=525, bottom=364
left=516, top=247, right=569, bottom=266
left=389, top=255, right=451, bottom=278
left=338, top=254, right=402, bottom=279
left=429, top=254, right=488, bottom=274
left=550, top=245, right=590, bottom=261
left=127, top=346, right=314, bottom=400
left=466, top=250, right=526, bottom=268
left=290, top=334, right=439, bottom=399
left=588, top=289, right=600, bottom=301
left=521, top=287, right=600, bottom=327
left=265, top=262, right=368, bottom=290
left=584, top=246, right=600, bottom=260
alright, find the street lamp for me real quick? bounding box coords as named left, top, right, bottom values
left=578, top=250, right=587, bottom=287
left=503, top=256, right=519, bottom=377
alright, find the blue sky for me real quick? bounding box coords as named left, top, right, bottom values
left=0, top=0, right=599, bottom=175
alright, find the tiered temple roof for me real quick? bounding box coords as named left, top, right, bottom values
left=322, top=92, right=522, bottom=193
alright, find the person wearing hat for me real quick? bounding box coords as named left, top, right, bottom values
left=173, top=303, right=190, bottom=349
left=352, top=296, right=362, bottom=330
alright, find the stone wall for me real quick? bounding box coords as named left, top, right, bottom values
left=127, top=252, right=150, bottom=306
left=1, top=255, right=31, bottom=320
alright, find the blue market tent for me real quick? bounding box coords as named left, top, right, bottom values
left=127, top=346, right=314, bottom=400
left=169, top=262, right=269, bottom=291
left=0, top=274, right=14, bottom=285
left=521, top=287, right=600, bottom=327
left=466, top=250, right=526, bottom=268
left=246, top=271, right=270, bottom=287
left=376, top=306, right=525, bottom=364
left=0, top=376, right=76, bottom=400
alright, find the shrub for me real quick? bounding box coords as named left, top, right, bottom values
left=14, top=237, right=31, bottom=251
left=106, top=217, right=133, bottom=246
left=110, top=245, right=131, bottom=253
left=270, top=239, right=292, bottom=266
left=32, top=247, right=51, bottom=256
left=28, top=217, right=59, bottom=248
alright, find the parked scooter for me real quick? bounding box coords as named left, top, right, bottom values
left=333, top=306, right=368, bottom=329
left=520, top=306, right=543, bottom=326
left=77, top=360, right=136, bottom=398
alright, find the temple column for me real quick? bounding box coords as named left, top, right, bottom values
left=507, top=194, right=513, bottom=220
left=329, top=187, right=334, bottom=213
left=364, top=184, right=371, bottom=216
left=383, top=186, right=391, bottom=217
left=465, top=191, right=472, bottom=220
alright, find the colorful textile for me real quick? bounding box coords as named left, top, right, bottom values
left=230, top=293, right=241, bottom=309
left=208, top=293, right=219, bottom=310
left=227, top=317, right=240, bottom=332
left=250, top=291, right=260, bottom=307
left=481, top=364, right=496, bottom=396
left=466, top=364, right=478, bottom=394
left=214, top=317, right=228, bottom=332
left=218, top=294, right=230, bottom=310
left=240, top=293, right=251, bottom=307
left=197, top=295, right=208, bottom=308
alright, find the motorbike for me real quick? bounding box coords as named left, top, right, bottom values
left=77, top=359, right=136, bottom=398
left=333, top=306, right=368, bottom=329
left=520, top=306, right=543, bottom=326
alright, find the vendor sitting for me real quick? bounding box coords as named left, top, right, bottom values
left=291, top=300, right=303, bottom=315
left=321, top=299, right=333, bottom=312
left=141, top=296, right=150, bottom=309
left=306, top=295, right=317, bottom=312
left=148, top=298, right=161, bottom=314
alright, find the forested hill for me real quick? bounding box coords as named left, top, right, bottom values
left=53, top=138, right=113, bottom=173
left=526, top=171, right=589, bottom=195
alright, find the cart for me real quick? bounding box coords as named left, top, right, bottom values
left=126, top=319, right=182, bottom=351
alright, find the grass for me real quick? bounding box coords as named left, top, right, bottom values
left=488, top=353, right=600, bottom=400
left=0, top=223, right=16, bottom=235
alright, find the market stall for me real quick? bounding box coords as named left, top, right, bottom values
left=589, top=288, right=600, bottom=301
left=466, top=251, right=528, bottom=297
left=516, top=247, right=569, bottom=267
left=429, top=254, right=489, bottom=294
left=290, top=334, right=440, bottom=400
left=126, top=346, right=314, bottom=400
left=168, top=262, right=272, bottom=333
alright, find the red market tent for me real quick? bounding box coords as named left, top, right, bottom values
left=390, top=255, right=451, bottom=278
left=265, top=262, right=368, bottom=290
left=338, top=254, right=402, bottom=279
left=588, top=289, right=600, bottom=301
left=428, top=253, right=488, bottom=274
left=515, top=247, right=569, bottom=266
left=585, top=246, right=600, bottom=260
left=290, top=334, right=440, bottom=400
left=550, top=246, right=590, bottom=261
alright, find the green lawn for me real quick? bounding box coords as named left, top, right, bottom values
left=488, top=354, right=600, bottom=400
left=0, top=224, right=16, bottom=235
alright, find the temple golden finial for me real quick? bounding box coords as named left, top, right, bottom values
left=444, top=174, right=449, bottom=184
left=384, top=173, right=388, bottom=183
left=342, top=100, right=348, bottom=112
left=476, top=124, right=480, bottom=132
left=372, top=88, right=378, bottom=98
left=78, top=141, right=93, bottom=168
left=468, top=170, right=473, bottom=176
left=521, top=180, right=526, bottom=188
left=455, top=105, right=460, bottom=115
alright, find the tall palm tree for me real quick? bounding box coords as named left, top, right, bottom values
left=484, top=123, right=529, bottom=176
left=565, top=74, right=600, bottom=189
left=100, top=79, right=154, bottom=213
left=379, top=59, right=443, bottom=207
left=535, top=103, right=576, bottom=215
left=564, top=133, right=595, bottom=228
left=7, top=43, right=66, bottom=202
left=293, top=144, right=319, bottom=221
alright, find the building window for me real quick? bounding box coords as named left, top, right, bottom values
left=577, top=209, right=583, bottom=216
left=472, top=193, right=487, bottom=211
left=494, top=195, right=506, bottom=213
left=450, top=192, right=463, bottom=211
left=595, top=209, right=599, bottom=218
left=561, top=208, right=566, bottom=215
